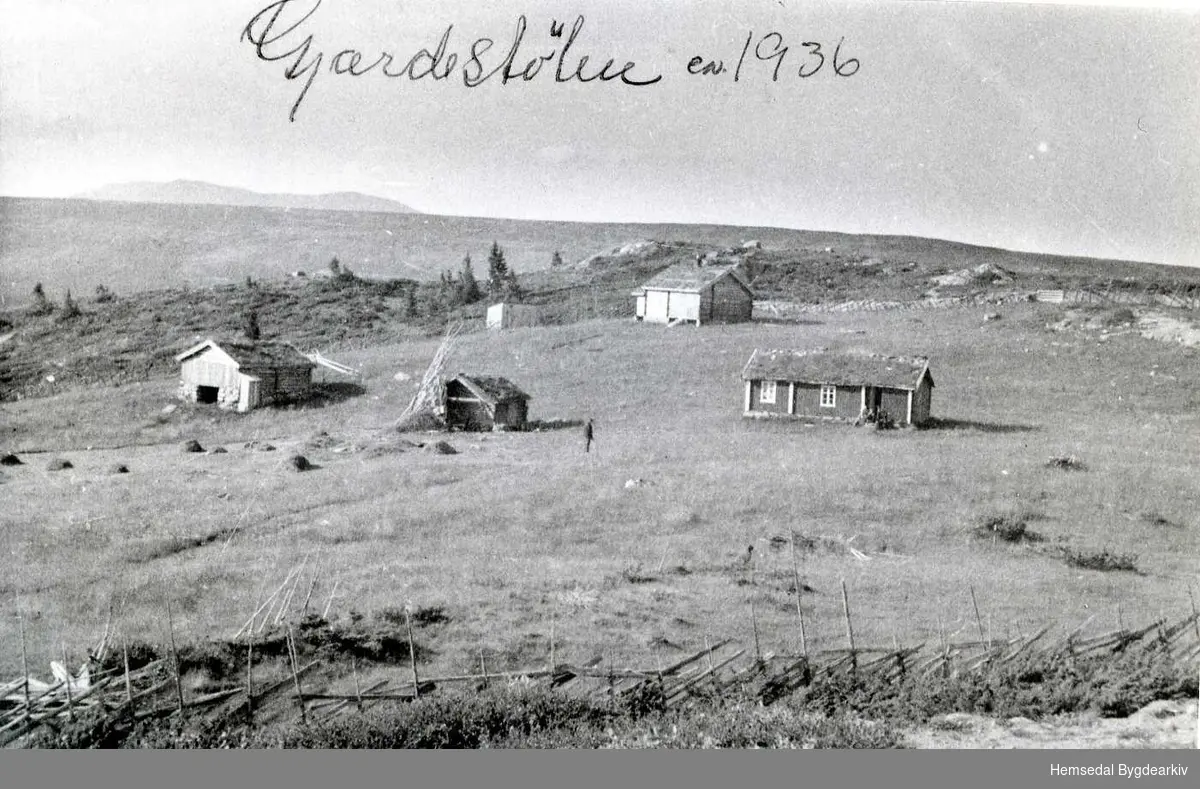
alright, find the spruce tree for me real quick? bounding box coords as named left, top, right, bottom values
left=59, top=289, right=82, bottom=320
left=245, top=309, right=261, bottom=341
left=459, top=254, right=482, bottom=304
left=487, top=242, right=509, bottom=296
left=31, top=282, right=53, bottom=315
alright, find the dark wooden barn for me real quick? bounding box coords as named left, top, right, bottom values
left=442, top=375, right=531, bottom=431
left=175, top=338, right=315, bottom=412
left=741, top=349, right=934, bottom=427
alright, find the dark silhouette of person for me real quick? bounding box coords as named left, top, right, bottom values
left=584, top=419, right=594, bottom=453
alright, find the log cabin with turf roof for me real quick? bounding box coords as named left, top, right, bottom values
left=175, top=338, right=316, bottom=413
left=741, top=349, right=934, bottom=427
left=632, top=259, right=754, bottom=326
left=443, top=375, right=531, bottom=431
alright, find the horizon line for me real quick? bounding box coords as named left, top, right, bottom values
left=0, top=189, right=1182, bottom=271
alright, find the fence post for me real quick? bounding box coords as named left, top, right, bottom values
left=841, top=579, right=857, bottom=675
left=166, top=599, right=184, bottom=716
left=405, top=606, right=420, bottom=699
left=19, top=613, right=31, bottom=727
left=789, top=532, right=808, bottom=661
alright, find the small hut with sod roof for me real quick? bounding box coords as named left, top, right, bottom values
left=442, top=374, right=531, bottom=431
left=175, top=338, right=315, bottom=412
left=631, top=260, right=754, bottom=326
left=741, top=349, right=934, bottom=427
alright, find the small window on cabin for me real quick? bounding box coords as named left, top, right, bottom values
left=820, top=384, right=836, bottom=408
left=759, top=381, right=777, bottom=404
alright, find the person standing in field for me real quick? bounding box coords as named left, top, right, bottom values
left=584, top=419, right=594, bottom=453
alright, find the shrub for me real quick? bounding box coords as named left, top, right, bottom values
left=1060, top=547, right=1138, bottom=573
left=974, top=514, right=1043, bottom=544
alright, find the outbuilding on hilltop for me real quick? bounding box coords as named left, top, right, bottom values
left=632, top=260, right=754, bottom=326
left=486, top=302, right=542, bottom=331
left=443, top=374, right=531, bottom=431
left=741, top=349, right=934, bottom=427
left=175, top=338, right=315, bottom=412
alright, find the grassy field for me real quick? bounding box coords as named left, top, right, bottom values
left=2, top=300, right=1198, bottom=687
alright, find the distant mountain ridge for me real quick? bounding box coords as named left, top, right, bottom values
left=77, top=180, right=419, bottom=214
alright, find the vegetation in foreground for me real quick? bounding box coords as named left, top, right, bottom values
left=21, top=626, right=1196, bottom=749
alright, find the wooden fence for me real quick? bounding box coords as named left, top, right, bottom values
left=4, top=606, right=1198, bottom=747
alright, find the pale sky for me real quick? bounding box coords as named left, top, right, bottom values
left=2, top=0, right=1199, bottom=266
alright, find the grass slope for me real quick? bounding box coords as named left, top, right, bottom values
left=2, top=303, right=1197, bottom=686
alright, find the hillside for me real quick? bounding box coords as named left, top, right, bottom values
left=4, top=196, right=1196, bottom=310
left=7, top=232, right=1200, bottom=402
left=77, top=180, right=419, bottom=215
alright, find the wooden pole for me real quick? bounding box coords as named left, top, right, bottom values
left=404, top=607, right=420, bottom=699
left=18, top=613, right=32, bottom=726
left=123, top=639, right=133, bottom=704
left=937, top=613, right=949, bottom=678
left=969, top=586, right=986, bottom=645
left=245, top=632, right=254, bottom=727
left=321, top=579, right=340, bottom=620
left=1188, top=586, right=1200, bottom=643
left=549, top=602, right=557, bottom=673
left=61, top=643, right=75, bottom=722
left=840, top=579, right=856, bottom=673
left=301, top=574, right=319, bottom=619
left=704, top=631, right=715, bottom=672
left=789, top=532, right=808, bottom=659
left=166, top=598, right=185, bottom=715
left=750, top=595, right=763, bottom=664
left=286, top=628, right=308, bottom=724
left=352, top=656, right=363, bottom=712
left=479, top=649, right=489, bottom=689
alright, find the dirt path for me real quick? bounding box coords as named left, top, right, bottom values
left=904, top=699, right=1198, bottom=749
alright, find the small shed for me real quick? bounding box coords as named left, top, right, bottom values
left=175, top=338, right=315, bottom=413
left=741, top=349, right=934, bottom=427
left=632, top=261, right=754, bottom=326
left=486, top=302, right=542, bottom=331
left=443, top=375, right=531, bottom=431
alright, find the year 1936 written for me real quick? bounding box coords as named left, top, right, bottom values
left=687, top=33, right=860, bottom=81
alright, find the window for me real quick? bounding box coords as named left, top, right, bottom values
left=820, top=384, right=836, bottom=408
left=759, top=380, right=777, bottom=404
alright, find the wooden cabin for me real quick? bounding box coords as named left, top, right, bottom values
left=175, top=338, right=315, bottom=413
left=486, top=302, right=542, bottom=331
left=632, top=261, right=754, bottom=326
left=443, top=375, right=531, bottom=431
left=741, top=349, right=934, bottom=427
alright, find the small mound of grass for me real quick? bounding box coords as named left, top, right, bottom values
left=288, top=454, right=313, bottom=471
left=1060, top=547, right=1138, bottom=573
left=1046, top=454, right=1086, bottom=471
left=1140, top=511, right=1183, bottom=529
left=974, top=514, right=1044, bottom=544
left=621, top=563, right=657, bottom=584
